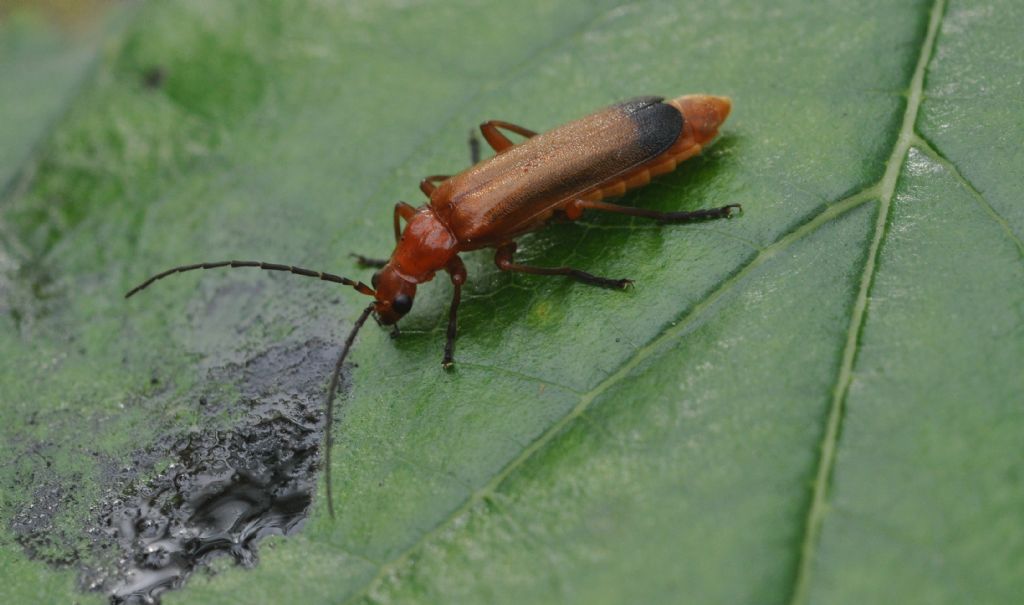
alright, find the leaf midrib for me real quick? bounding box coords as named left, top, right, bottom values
left=788, top=0, right=947, bottom=602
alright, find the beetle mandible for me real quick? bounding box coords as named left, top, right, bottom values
left=126, top=94, right=739, bottom=514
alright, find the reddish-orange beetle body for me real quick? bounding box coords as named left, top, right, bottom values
left=375, top=94, right=735, bottom=338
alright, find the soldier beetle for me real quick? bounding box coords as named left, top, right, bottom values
left=126, top=94, right=740, bottom=515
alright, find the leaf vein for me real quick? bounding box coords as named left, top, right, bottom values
left=911, top=133, right=1024, bottom=258
left=455, top=361, right=584, bottom=395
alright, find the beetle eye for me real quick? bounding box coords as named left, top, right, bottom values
left=371, top=271, right=382, bottom=289
left=392, top=294, right=412, bottom=314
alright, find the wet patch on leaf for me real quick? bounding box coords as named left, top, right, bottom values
left=9, top=338, right=345, bottom=604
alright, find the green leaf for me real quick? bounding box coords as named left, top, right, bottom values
left=1, top=0, right=1021, bottom=604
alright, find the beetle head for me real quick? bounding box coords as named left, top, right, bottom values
left=370, top=265, right=417, bottom=325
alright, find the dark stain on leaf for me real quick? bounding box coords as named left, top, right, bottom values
left=9, top=338, right=346, bottom=604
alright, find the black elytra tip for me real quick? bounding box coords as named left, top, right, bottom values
left=616, top=96, right=683, bottom=161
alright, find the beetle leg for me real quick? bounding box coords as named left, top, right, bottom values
left=494, top=242, right=632, bottom=289
left=350, top=253, right=387, bottom=268
left=468, top=130, right=481, bottom=164
left=352, top=200, right=427, bottom=267
left=572, top=199, right=742, bottom=223
left=419, top=175, right=451, bottom=197
left=393, top=201, right=418, bottom=242
left=442, top=256, right=468, bottom=368
left=479, top=120, right=538, bottom=153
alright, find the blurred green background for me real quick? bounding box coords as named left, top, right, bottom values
left=1, top=0, right=1022, bottom=603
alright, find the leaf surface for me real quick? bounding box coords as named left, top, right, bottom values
left=0, top=1, right=1021, bottom=604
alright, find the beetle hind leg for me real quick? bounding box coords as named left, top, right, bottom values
left=495, top=243, right=632, bottom=290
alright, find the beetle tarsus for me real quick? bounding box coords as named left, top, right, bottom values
left=442, top=277, right=463, bottom=369
left=655, top=205, right=740, bottom=223
left=568, top=270, right=633, bottom=290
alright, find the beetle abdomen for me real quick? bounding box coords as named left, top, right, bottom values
left=435, top=97, right=685, bottom=246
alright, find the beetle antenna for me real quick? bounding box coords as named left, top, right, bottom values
left=124, top=260, right=376, bottom=298
left=323, top=302, right=375, bottom=518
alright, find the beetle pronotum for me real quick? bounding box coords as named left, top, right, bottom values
left=126, top=94, right=739, bottom=515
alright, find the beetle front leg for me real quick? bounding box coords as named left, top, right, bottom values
left=494, top=242, right=632, bottom=289
left=442, top=256, right=468, bottom=369
left=351, top=201, right=418, bottom=267
left=393, top=201, right=418, bottom=242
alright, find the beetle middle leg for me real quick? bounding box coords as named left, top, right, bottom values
left=568, top=199, right=742, bottom=223
left=419, top=175, right=451, bottom=197
left=494, top=242, right=632, bottom=289
left=480, top=120, right=538, bottom=153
